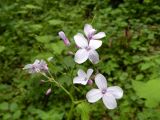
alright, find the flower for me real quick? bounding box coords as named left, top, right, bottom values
left=74, top=33, right=102, bottom=64
left=23, top=59, right=41, bottom=73
left=38, top=60, right=48, bottom=72
left=84, top=24, right=106, bottom=41
left=23, top=59, right=48, bottom=73
left=73, top=69, right=93, bottom=85
left=58, top=31, right=70, bottom=46
left=86, top=74, right=123, bottom=109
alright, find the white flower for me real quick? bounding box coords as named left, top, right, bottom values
left=84, top=24, right=106, bottom=41
left=73, top=69, right=93, bottom=85
left=86, top=74, right=123, bottom=109
left=74, top=33, right=102, bottom=64
left=23, top=59, right=48, bottom=73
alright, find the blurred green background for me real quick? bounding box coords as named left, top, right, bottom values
left=0, top=0, right=160, bottom=119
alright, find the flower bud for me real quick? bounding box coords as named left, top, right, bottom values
left=87, top=79, right=93, bottom=85
left=67, top=51, right=74, bottom=56
left=45, top=88, right=52, bottom=96
left=58, top=31, right=70, bottom=46
left=40, top=80, right=46, bottom=85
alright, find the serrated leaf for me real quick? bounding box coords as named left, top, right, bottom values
left=132, top=79, right=160, bottom=108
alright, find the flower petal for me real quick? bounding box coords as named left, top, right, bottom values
left=74, top=49, right=89, bottom=64
left=86, top=89, right=102, bottom=103
left=87, top=68, right=93, bottom=79
left=84, top=24, right=96, bottom=38
left=33, top=59, right=40, bottom=65
left=107, top=86, right=123, bottom=99
left=88, top=50, right=99, bottom=64
left=102, top=93, right=117, bottom=109
left=23, top=64, right=32, bottom=70
left=95, top=74, right=107, bottom=89
left=73, top=77, right=88, bottom=85
left=74, top=33, right=88, bottom=48
left=78, top=69, right=87, bottom=77
left=92, top=32, right=106, bottom=39
left=89, top=40, right=102, bottom=50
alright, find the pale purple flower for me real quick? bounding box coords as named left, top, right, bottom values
left=23, top=59, right=41, bottom=73
left=86, top=74, right=123, bottom=109
left=23, top=59, right=48, bottom=73
left=58, top=31, right=70, bottom=46
left=73, top=69, right=93, bottom=85
left=74, top=33, right=102, bottom=64
left=84, top=24, right=106, bottom=41
left=38, top=60, right=48, bottom=72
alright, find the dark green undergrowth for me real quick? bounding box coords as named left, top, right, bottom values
left=0, top=0, right=160, bottom=120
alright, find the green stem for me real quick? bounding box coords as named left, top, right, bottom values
left=40, top=72, right=74, bottom=102
left=67, top=102, right=74, bottom=120
left=40, top=72, right=76, bottom=120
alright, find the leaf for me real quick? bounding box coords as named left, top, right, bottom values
left=48, top=19, right=63, bottom=26
left=76, top=102, right=90, bottom=120
left=35, top=35, right=53, bottom=43
left=10, top=102, right=18, bottom=112
left=24, top=4, right=41, bottom=9
left=29, top=24, right=43, bottom=32
left=0, top=102, right=9, bottom=111
left=0, top=46, right=5, bottom=52
left=13, top=110, right=21, bottom=119
left=132, top=79, right=160, bottom=108
left=140, top=62, right=155, bottom=70
left=50, top=41, right=65, bottom=55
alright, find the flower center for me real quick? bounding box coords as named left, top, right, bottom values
left=88, top=33, right=93, bottom=40
left=101, top=89, right=107, bottom=94
left=85, top=46, right=91, bottom=51
left=84, top=77, right=88, bottom=81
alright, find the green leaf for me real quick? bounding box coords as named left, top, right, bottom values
left=13, top=110, right=21, bottom=119
left=0, top=46, right=5, bottom=52
left=132, top=79, right=160, bottom=108
left=48, top=19, right=63, bottom=26
left=0, top=102, right=9, bottom=111
left=3, top=113, right=11, bottom=120
left=24, top=4, right=41, bottom=9
left=50, top=41, right=65, bottom=55
left=29, top=24, right=43, bottom=32
left=35, top=35, right=53, bottom=43
left=76, top=102, right=90, bottom=120
left=10, top=102, right=18, bottom=112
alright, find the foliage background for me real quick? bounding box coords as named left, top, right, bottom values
left=0, top=0, right=160, bottom=119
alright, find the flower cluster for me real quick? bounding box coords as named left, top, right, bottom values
left=74, top=24, right=105, bottom=64
left=23, top=24, right=123, bottom=111
left=73, top=69, right=123, bottom=109
left=23, top=59, right=48, bottom=73
left=71, top=24, right=123, bottom=109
